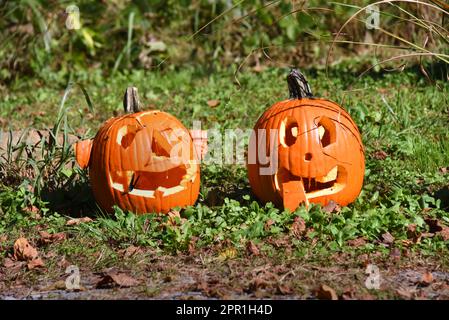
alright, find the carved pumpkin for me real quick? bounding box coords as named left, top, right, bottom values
left=74, top=87, right=200, bottom=214
left=247, top=70, right=365, bottom=211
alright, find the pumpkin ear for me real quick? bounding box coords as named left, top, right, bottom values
left=74, top=139, right=93, bottom=169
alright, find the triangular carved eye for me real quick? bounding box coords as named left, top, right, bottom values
left=317, top=116, right=336, bottom=148
left=116, top=125, right=141, bottom=148
left=152, top=129, right=173, bottom=157
left=280, top=116, right=298, bottom=147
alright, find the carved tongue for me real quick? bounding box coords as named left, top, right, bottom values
left=282, top=180, right=309, bottom=211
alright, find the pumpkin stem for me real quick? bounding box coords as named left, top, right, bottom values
left=287, top=69, right=313, bottom=99
left=123, top=87, right=140, bottom=113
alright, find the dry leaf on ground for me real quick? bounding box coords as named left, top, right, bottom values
left=66, top=217, right=93, bottom=226
left=122, top=245, right=143, bottom=258
left=96, top=270, right=140, bottom=288
left=322, top=200, right=340, bottom=213
left=290, top=216, right=306, bottom=238
left=13, top=237, right=45, bottom=269
left=14, top=238, right=39, bottom=261
left=166, top=210, right=186, bottom=226
left=372, top=150, right=388, bottom=160
left=27, top=257, right=45, bottom=269
left=3, top=257, right=24, bottom=271
left=389, top=247, right=401, bottom=261
left=316, top=284, right=338, bottom=300
left=207, top=99, right=220, bottom=108
left=381, top=232, right=395, bottom=245
left=420, top=272, right=434, bottom=286
left=39, top=231, right=66, bottom=244
left=246, top=241, right=260, bottom=256
left=218, top=248, right=237, bottom=261
left=347, top=237, right=366, bottom=247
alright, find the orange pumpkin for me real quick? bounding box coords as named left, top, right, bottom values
left=74, top=87, right=200, bottom=214
left=247, top=70, right=365, bottom=211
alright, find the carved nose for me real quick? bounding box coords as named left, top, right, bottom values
left=304, top=153, right=312, bottom=161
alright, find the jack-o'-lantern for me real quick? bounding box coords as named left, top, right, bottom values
left=247, top=69, right=365, bottom=211
left=74, top=87, right=200, bottom=214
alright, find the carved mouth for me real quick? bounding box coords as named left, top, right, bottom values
left=274, top=165, right=346, bottom=208
left=109, top=161, right=197, bottom=198
left=109, top=121, right=198, bottom=198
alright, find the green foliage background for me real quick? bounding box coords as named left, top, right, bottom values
left=1, top=0, right=447, bottom=84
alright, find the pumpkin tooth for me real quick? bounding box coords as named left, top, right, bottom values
left=291, top=126, right=298, bottom=137
left=316, top=166, right=338, bottom=183
left=318, top=125, right=325, bottom=140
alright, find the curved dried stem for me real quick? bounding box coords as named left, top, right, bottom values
left=326, top=0, right=449, bottom=75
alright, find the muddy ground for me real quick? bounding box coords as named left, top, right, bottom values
left=2, top=249, right=449, bottom=300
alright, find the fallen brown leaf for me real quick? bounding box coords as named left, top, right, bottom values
left=322, top=200, right=340, bottom=213
left=401, top=239, right=414, bottom=247
left=420, top=272, right=434, bottom=286
left=396, top=288, right=414, bottom=299
left=27, top=257, right=45, bottom=270
left=277, top=283, right=293, bottom=294
left=290, top=216, right=306, bottom=238
left=439, top=226, right=449, bottom=241
left=207, top=99, right=220, bottom=108
left=266, top=236, right=290, bottom=248
left=14, top=238, right=39, bottom=261
left=45, top=251, right=57, bottom=259
left=42, top=280, right=86, bottom=292
left=27, top=206, right=41, bottom=219
left=96, top=270, right=140, bottom=288
left=249, top=277, right=270, bottom=291
left=39, top=231, right=66, bottom=244
left=407, top=224, right=417, bottom=237
left=439, top=166, right=449, bottom=174
left=372, top=150, right=388, bottom=160
left=406, top=224, right=422, bottom=244
left=123, top=245, right=142, bottom=259
left=28, top=205, right=39, bottom=213
left=66, top=217, right=93, bottom=226
left=246, top=241, right=260, bottom=256
left=3, top=257, right=21, bottom=269
left=57, top=256, right=70, bottom=269
left=389, top=247, right=401, bottom=261
left=316, top=284, right=338, bottom=300
left=381, top=232, right=395, bottom=245
left=218, top=247, right=237, bottom=261
left=42, top=280, right=67, bottom=291
left=421, top=232, right=435, bottom=239
left=264, top=219, right=275, bottom=231
left=167, top=209, right=186, bottom=226
left=340, top=287, right=356, bottom=300
left=188, top=237, right=198, bottom=255
left=358, top=253, right=370, bottom=267
left=13, top=237, right=45, bottom=270
left=347, top=237, right=366, bottom=247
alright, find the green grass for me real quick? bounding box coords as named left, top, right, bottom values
left=1, top=65, right=449, bottom=266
